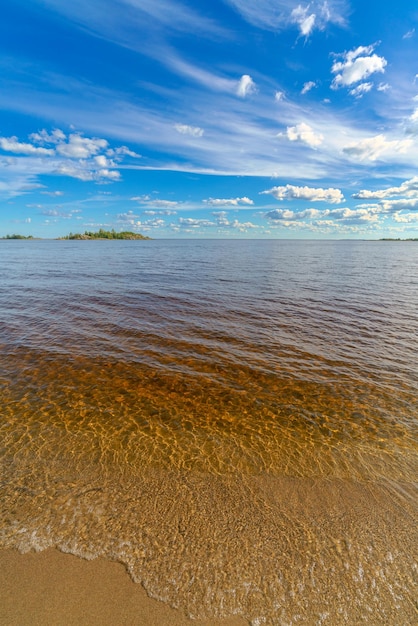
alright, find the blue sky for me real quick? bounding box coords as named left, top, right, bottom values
left=1, top=0, right=418, bottom=238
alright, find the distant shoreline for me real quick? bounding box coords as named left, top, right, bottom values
left=1, top=229, right=150, bottom=240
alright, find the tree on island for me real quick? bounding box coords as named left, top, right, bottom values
left=60, top=229, right=150, bottom=240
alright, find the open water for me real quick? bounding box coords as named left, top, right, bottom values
left=0, top=239, right=417, bottom=625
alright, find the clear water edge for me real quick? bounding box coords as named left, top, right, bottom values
left=0, top=240, right=417, bottom=625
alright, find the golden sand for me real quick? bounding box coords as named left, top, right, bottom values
left=0, top=548, right=248, bottom=626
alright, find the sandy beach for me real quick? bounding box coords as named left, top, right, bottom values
left=0, top=548, right=248, bottom=626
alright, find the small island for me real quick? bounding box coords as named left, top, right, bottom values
left=59, top=229, right=151, bottom=240
left=1, top=234, right=35, bottom=239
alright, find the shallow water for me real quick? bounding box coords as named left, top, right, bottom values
left=0, top=239, right=417, bottom=624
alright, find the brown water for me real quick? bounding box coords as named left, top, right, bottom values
left=0, top=239, right=417, bottom=624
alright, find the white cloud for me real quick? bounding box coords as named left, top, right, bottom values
left=403, top=28, right=415, bottom=39
left=109, top=146, right=141, bottom=158
left=146, top=200, right=179, bottom=209
left=275, top=90, right=285, bottom=101
left=328, top=207, right=379, bottom=222
left=143, top=209, right=177, bottom=215
left=285, top=123, right=324, bottom=147
left=178, top=217, right=215, bottom=227
left=342, top=134, right=413, bottom=161
left=230, top=219, right=258, bottom=231
left=41, top=190, right=64, bottom=197
left=212, top=211, right=258, bottom=231
left=266, top=208, right=296, bottom=220
left=353, top=177, right=418, bottom=199
left=204, top=197, right=253, bottom=206
left=55, top=162, right=120, bottom=181
left=174, top=123, right=204, bottom=137
left=301, top=81, right=316, bottom=94
left=262, top=184, right=344, bottom=203
left=94, top=155, right=115, bottom=168
left=30, top=129, right=66, bottom=144
left=377, top=82, right=390, bottom=92
left=379, top=197, right=418, bottom=212
left=224, top=0, right=346, bottom=33
left=237, top=74, right=256, bottom=97
left=266, top=207, right=325, bottom=221
left=0, top=136, right=54, bottom=156
left=132, top=196, right=179, bottom=209
left=266, top=205, right=383, bottom=226
left=56, top=133, right=109, bottom=158
left=291, top=5, right=316, bottom=37
left=393, top=212, right=418, bottom=223
left=117, top=210, right=140, bottom=223
left=349, top=82, right=373, bottom=98
left=331, top=44, right=387, bottom=88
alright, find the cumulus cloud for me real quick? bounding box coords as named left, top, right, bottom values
left=237, top=74, right=256, bottom=97
left=117, top=211, right=142, bottom=225
left=174, top=123, right=204, bottom=137
left=56, top=134, right=109, bottom=158
left=275, top=90, right=285, bottom=101
left=204, top=197, right=253, bottom=206
left=285, top=122, right=323, bottom=147
left=266, top=207, right=325, bottom=221
left=266, top=205, right=383, bottom=226
left=262, top=184, right=344, bottom=204
left=230, top=219, right=258, bottom=231
left=212, top=211, right=258, bottom=231
left=393, top=212, right=418, bottom=223
left=0, top=136, right=54, bottom=156
left=352, top=177, right=418, bottom=200
left=342, top=134, right=413, bottom=161
left=94, top=155, right=116, bottom=168
left=301, top=81, right=316, bottom=94
left=327, top=207, right=379, bottom=222
left=331, top=44, right=387, bottom=89
left=379, top=197, right=418, bottom=212
left=30, top=129, right=66, bottom=144
left=178, top=217, right=215, bottom=227
left=0, top=129, right=146, bottom=190
left=55, top=163, right=120, bottom=181
left=109, top=146, right=141, bottom=158
left=266, top=208, right=297, bottom=220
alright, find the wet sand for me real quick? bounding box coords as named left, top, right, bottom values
left=0, top=548, right=248, bottom=626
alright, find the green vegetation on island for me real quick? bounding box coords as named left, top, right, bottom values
left=0, top=234, right=35, bottom=239
left=59, top=229, right=151, bottom=240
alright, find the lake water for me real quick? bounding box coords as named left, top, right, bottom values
left=0, top=239, right=417, bottom=625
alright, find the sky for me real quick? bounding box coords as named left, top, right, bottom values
left=1, top=0, right=418, bottom=239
